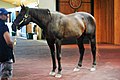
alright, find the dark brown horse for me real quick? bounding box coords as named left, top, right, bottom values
left=12, top=5, right=96, bottom=78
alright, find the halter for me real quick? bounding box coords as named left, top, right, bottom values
left=19, top=7, right=30, bottom=25
left=13, top=7, right=29, bottom=46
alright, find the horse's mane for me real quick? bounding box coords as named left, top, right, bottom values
left=29, top=8, right=51, bottom=20
left=29, top=8, right=51, bottom=30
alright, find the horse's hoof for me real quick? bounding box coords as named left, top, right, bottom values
left=55, top=73, right=62, bottom=78
left=90, top=65, right=96, bottom=72
left=90, top=67, right=96, bottom=71
left=49, top=71, right=56, bottom=76
left=73, top=66, right=81, bottom=72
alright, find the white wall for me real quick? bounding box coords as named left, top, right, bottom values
left=38, top=0, right=56, bottom=11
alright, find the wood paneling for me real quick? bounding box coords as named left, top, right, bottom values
left=59, top=0, right=92, bottom=14
left=59, top=0, right=73, bottom=14
left=114, top=0, right=120, bottom=45
left=77, top=3, right=91, bottom=13
left=95, top=0, right=120, bottom=44
left=94, top=0, right=114, bottom=44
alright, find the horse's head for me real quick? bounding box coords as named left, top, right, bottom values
left=12, top=5, right=31, bottom=32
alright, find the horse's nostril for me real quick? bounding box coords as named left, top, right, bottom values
left=18, top=27, right=20, bottom=30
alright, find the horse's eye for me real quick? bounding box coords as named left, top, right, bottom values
left=24, top=14, right=28, bottom=18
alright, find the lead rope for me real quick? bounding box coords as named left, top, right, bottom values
left=12, top=26, right=18, bottom=63
left=13, top=26, right=18, bottom=46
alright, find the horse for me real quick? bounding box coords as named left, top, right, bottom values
left=12, top=5, right=97, bottom=78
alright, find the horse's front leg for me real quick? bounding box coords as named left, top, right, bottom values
left=46, top=38, right=56, bottom=76
left=55, top=39, right=62, bottom=78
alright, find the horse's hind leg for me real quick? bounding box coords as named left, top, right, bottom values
left=55, top=39, right=62, bottom=78
left=74, top=35, right=85, bottom=71
left=46, top=38, right=56, bottom=76
left=88, top=35, right=96, bottom=71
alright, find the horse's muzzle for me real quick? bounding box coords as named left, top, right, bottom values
left=11, top=22, right=17, bottom=32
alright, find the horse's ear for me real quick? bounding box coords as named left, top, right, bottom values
left=20, top=4, right=22, bottom=8
left=20, top=4, right=25, bottom=9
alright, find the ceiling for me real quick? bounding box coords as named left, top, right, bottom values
left=1, top=0, right=37, bottom=7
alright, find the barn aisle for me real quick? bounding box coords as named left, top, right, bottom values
left=12, top=37, right=120, bottom=80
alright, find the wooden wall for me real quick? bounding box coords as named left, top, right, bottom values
left=94, top=0, right=120, bottom=45
left=114, top=0, right=120, bottom=45
left=94, top=0, right=114, bottom=44
left=59, top=0, right=91, bottom=14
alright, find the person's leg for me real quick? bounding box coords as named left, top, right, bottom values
left=0, top=60, right=13, bottom=80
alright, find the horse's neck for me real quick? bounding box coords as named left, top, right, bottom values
left=31, top=18, right=41, bottom=27
left=30, top=8, right=50, bottom=30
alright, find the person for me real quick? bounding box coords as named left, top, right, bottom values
left=0, top=8, right=15, bottom=80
